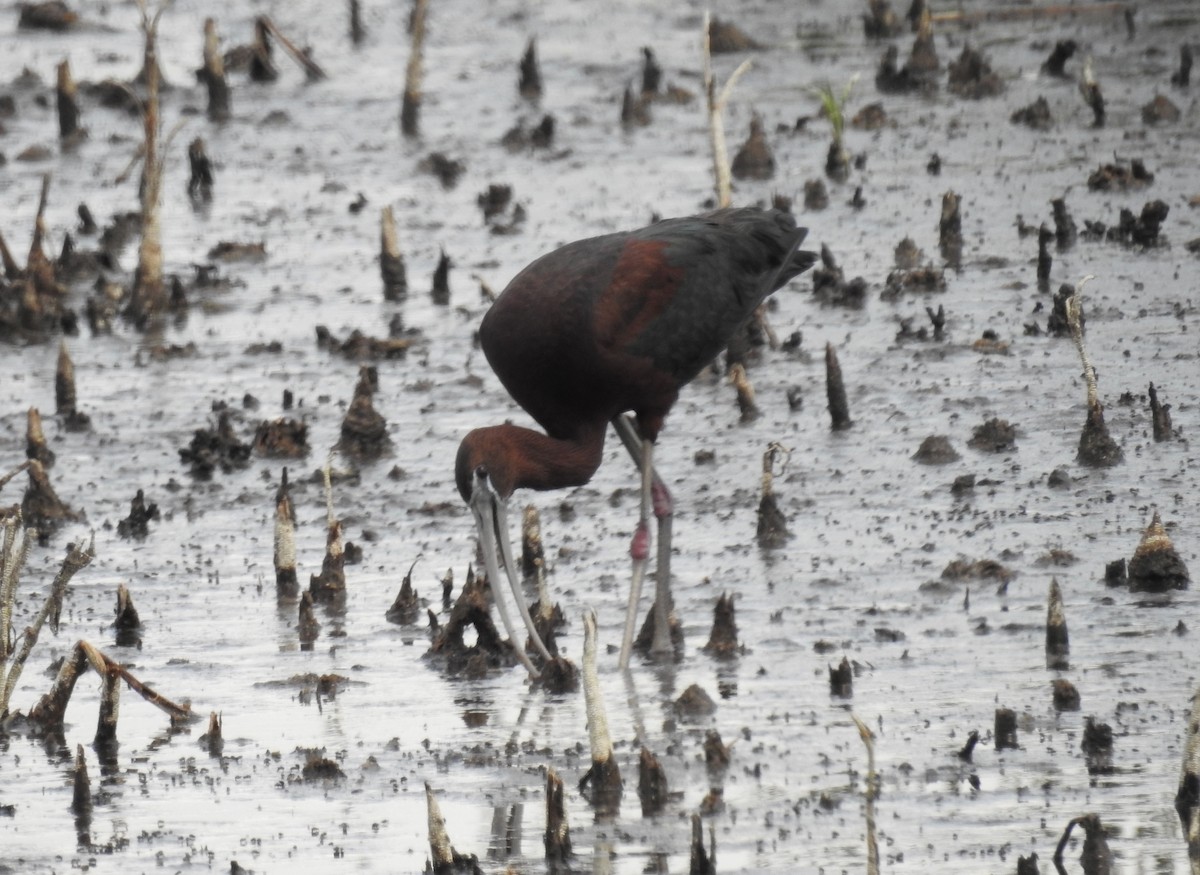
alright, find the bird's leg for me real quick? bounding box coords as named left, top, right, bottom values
left=612, top=414, right=676, bottom=665
left=617, top=434, right=652, bottom=670
left=469, top=471, right=551, bottom=677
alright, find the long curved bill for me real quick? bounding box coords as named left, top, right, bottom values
left=470, top=469, right=553, bottom=677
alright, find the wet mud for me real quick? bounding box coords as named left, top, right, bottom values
left=1, top=1, right=1199, bottom=873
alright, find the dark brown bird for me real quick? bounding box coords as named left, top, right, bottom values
left=457, top=207, right=815, bottom=675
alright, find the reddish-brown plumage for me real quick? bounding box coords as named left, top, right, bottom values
left=456, top=207, right=815, bottom=502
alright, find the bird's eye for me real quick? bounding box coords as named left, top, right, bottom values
left=474, top=465, right=488, bottom=478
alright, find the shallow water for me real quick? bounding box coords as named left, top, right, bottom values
left=1, top=0, right=1198, bottom=873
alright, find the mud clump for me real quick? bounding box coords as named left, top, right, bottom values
left=1041, top=40, right=1077, bottom=78
left=851, top=102, right=887, bottom=131
left=1082, top=716, right=1114, bottom=774
left=894, top=237, right=921, bottom=270
left=674, top=684, right=717, bottom=722
left=1077, top=400, right=1123, bottom=467
left=339, top=367, right=391, bottom=461
left=418, top=152, right=465, bottom=189
left=967, top=418, right=1017, bottom=453
left=875, top=44, right=936, bottom=95
left=179, top=410, right=252, bottom=479
left=1052, top=198, right=1077, bottom=250
left=316, top=325, right=413, bottom=361
left=731, top=115, right=774, bottom=181
left=829, top=656, right=853, bottom=697
left=913, top=435, right=959, bottom=464
left=941, top=557, right=1014, bottom=585
left=116, top=489, right=159, bottom=539
left=862, top=0, right=902, bottom=39
left=707, top=15, right=761, bottom=53
left=1011, top=96, right=1052, bottom=130
left=702, top=593, right=739, bottom=658
left=301, top=751, right=346, bottom=782
left=253, top=417, right=310, bottom=458
left=1052, top=679, right=1081, bottom=711
left=938, top=191, right=963, bottom=266
left=811, top=245, right=867, bottom=308
left=947, top=45, right=1004, bottom=99
left=1087, top=159, right=1153, bottom=191
left=1141, top=94, right=1181, bottom=125
left=21, top=458, right=83, bottom=540
left=428, top=573, right=515, bottom=676
left=1045, top=284, right=1078, bottom=336
left=1127, top=511, right=1189, bottom=593
left=1107, top=200, right=1169, bottom=247
left=994, top=707, right=1018, bottom=750
left=804, top=179, right=829, bottom=211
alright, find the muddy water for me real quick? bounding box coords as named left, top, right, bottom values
left=2, top=0, right=1198, bottom=872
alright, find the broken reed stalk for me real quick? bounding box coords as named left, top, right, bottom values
left=274, top=468, right=298, bottom=597
left=1, top=526, right=93, bottom=720
left=1067, top=283, right=1097, bottom=409
left=425, top=783, right=482, bottom=874
left=129, top=0, right=169, bottom=323
left=203, top=711, right=224, bottom=756
left=0, top=518, right=38, bottom=683
left=401, top=0, right=430, bottom=138
left=544, top=768, right=572, bottom=867
left=1066, top=279, right=1123, bottom=467
left=56, top=342, right=76, bottom=414
left=308, top=459, right=347, bottom=601
left=28, top=637, right=190, bottom=730
left=702, top=10, right=752, bottom=209
left=258, top=16, right=327, bottom=80
left=852, top=715, right=880, bottom=875
left=521, top=504, right=544, bottom=580
left=825, top=342, right=852, bottom=430
left=56, top=59, right=81, bottom=141
left=425, top=782, right=454, bottom=867
left=0, top=228, right=20, bottom=278
left=1149, top=383, right=1172, bottom=442
left=756, top=441, right=791, bottom=547
left=689, top=813, right=716, bottom=874
left=638, top=746, right=668, bottom=817
left=349, top=0, right=365, bottom=44
left=95, top=659, right=121, bottom=750
left=29, top=172, right=52, bottom=272
left=26, top=407, right=55, bottom=468
left=1177, top=687, right=1200, bottom=868
left=580, top=609, right=622, bottom=812
left=1053, top=813, right=1113, bottom=875
left=72, top=744, right=91, bottom=819
left=729, top=362, right=759, bottom=422
left=1046, top=578, right=1069, bottom=670
left=0, top=461, right=32, bottom=493
left=202, top=18, right=230, bottom=121
left=380, top=206, right=408, bottom=300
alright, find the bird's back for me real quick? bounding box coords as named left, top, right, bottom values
left=480, top=208, right=815, bottom=440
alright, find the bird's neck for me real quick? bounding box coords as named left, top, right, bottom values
left=458, top=422, right=607, bottom=500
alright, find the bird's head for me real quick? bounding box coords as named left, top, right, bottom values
left=455, top=427, right=516, bottom=503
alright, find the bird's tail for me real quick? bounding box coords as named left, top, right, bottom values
left=762, top=226, right=818, bottom=297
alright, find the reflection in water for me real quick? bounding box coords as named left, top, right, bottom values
left=486, top=802, right=523, bottom=861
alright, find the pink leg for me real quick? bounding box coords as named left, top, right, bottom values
left=612, top=415, right=675, bottom=666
